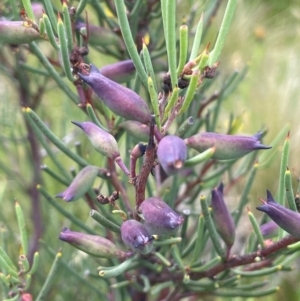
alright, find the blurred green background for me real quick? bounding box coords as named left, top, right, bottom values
left=0, top=0, right=300, bottom=300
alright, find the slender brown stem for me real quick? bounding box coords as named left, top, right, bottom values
left=135, top=116, right=156, bottom=209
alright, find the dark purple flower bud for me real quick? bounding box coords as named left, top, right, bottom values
left=72, top=121, right=119, bottom=159
left=185, top=132, right=271, bottom=160
left=56, top=165, right=99, bottom=202
left=121, top=220, right=153, bottom=254
left=59, top=228, right=129, bottom=259
left=256, top=190, right=300, bottom=238
left=119, top=120, right=150, bottom=142
left=99, top=60, right=135, bottom=83
left=0, top=21, right=41, bottom=44
left=157, top=135, right=187, bottom=175
left=78, top=65, right=151, bottom=124
left=260, top=220, right=278, bottom=237
left=138, top=197, right=184, bottom=236
left=211, top=183, right=235, bottom=250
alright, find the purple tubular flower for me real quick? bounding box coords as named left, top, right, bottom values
left=119, top=120, right=150, bottom=142
left=211, top=183, right=235, bottom=250
left=59, top=228, right=129, bottom=259
left=260, top=220, right=278, bottom=237
left=78, top=65, right=151, bottom=124
left=138, top=197, right=184, bottom=237
left=256, top=190, right=300, bottom=238
left=72, top=121, right=120, bottom=159
left=157, top=135, right=187, bottom=175
left=99, top=60, right=135, bottom=83
left=56, top=165, right=99, bottom=202
left=185, top=132, right=271, bottom=160
left=121, top=220, right=153, bottom=254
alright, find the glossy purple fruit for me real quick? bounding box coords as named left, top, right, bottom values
left=211, top=183, right=235, bottom=249
left=121, top=220, right=153, bottom=254
left=157, top=135, right=187, bottom=175
left=138, top=197, right=184, bottom=236
left=56, top=165, right=99, bottom=202
left=78, top=64, right=151, bottom=124
left=72, top=121, right=120, bottom=159
left=185, top=132, right=271, bottom=160
left=59, top=228, right=129, bottom=259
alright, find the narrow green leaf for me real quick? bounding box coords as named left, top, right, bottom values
left=165, top=0, right=177, bottom=89
left=24, top=107, right=88, bottom=167
left=164, top=87, right=179, bottom=119
left=42, top=0, right=58, bottom=34
left=189, top=13, right=203, bottom=61
left=148, top=77, right=161, bottom=131
left=39, top=18, right=45, bottom=36
left=234, top=162, right=258, bottom=225
left=114, top=0, right=148, bottom=87
left=62, top=2, right=73, bottom=52
left=0, top=247, right=18, bottom=274
left=170, top=244, right=185, bottom=269
left=143, top=43, right=157, bottom=92
left=213, top=286, right=279, bottom=297
left=86, top=104, right=109, bottom=132
left=285, top=167, right=297, bottom=211
left=278, top=133, right=290, bottom=206
left=90, top=210, right=121, bottom=233
left=176, top=116, right=194, bottom=138
left=28, top=252, right=39, bottom=275
left=177, top=24, right=188, bottom=75
left=208, top=0, right=238, bottom=65
left=35, top=252, right=62, bottom=301
left=21, top=0, right=35, bottom=21
left=153, top=252, right=171, bottom=267
left=99, top=256, right=136, bottom=278
left=43, top=14, right=60, bottom=50
left=178, top=70, right=200, bottom=115
left=153, top=237, right=182, bottom=246
left=247, top=209, right=265, bottom=249
left=57, top=15, right=74, bottom=82
left=40, top=240, right=105, bottom=297
left=29, top=42, right=79, bottom=104
left=232, top=266, right=286, bottom=277
left=151, top=281, right=173, bottom=296
left=75, top=0, right=89, bottom=18
left=0, top=256, right=19, bottom=279
left=184, top=147, right=215, bottom=167
left=15, top=202, right=28, bottom=255
left=24, top=112, right=72, bottom=181
left=190, top=214, right=205, bottom=265
left=190, top=256, right=222, bottom=272
left=38, top=185, right=96, bottom=235
left=41, top=165, right=70, bottom=186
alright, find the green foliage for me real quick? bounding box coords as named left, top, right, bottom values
left=0, top=0, right=300, bottom=300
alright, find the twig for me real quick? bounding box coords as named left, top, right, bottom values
left=135, top=116, right=156, bottom=209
